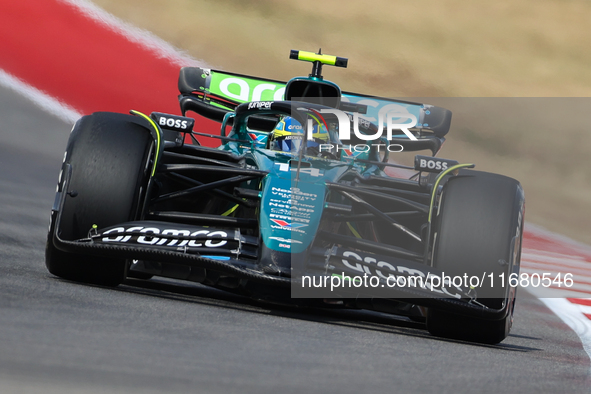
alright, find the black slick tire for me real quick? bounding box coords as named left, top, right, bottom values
left=45, top=112, right=153, bottom=287
left=426, top=171, right=524, bottom=344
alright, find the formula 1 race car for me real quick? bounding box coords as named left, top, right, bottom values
left=46, top=50, right=525, bottom=344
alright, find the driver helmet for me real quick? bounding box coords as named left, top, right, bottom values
left=269, top=116, right=328, bottom=154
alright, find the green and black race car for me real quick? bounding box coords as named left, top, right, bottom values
left=46, top=50, right=525, bottom=344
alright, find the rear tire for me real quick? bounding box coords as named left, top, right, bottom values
left=426, top=171, right=524, bottom=344
left=45, top=112, right=153, bottom=287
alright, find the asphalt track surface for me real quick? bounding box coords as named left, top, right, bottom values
left=1, top=84, right=590, bottom=393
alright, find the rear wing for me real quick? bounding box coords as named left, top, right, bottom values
left=178, top=67, right=452, bottom=138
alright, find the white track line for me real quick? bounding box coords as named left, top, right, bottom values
left=0, top=68, right=81, bottom=124
left=58, top=0, right=209, bottom=68
left=522, top=226, right=591, bottom=361
left=538, top=298, right=591, bottom=359
left=6, top=0, right=591, bottom=360
left=0, top=0, right=211, bottom=124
